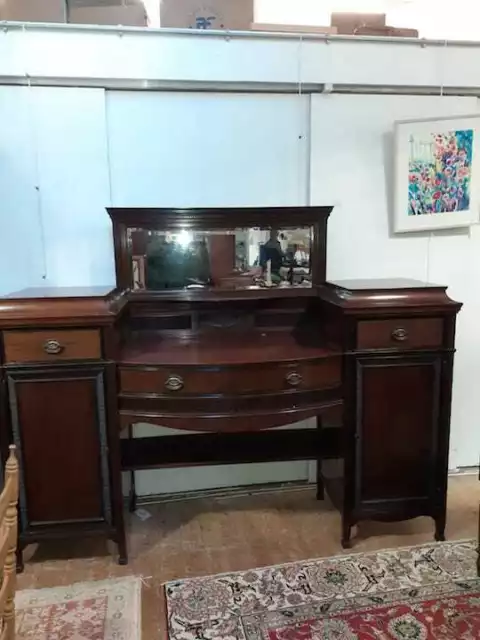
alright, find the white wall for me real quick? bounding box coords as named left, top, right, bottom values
left=0, top=87, right=43, bottom=294
left=106, top=92, right=309, bottom=208
left=1, top=26, right=479, bottom=496
left=310, top=94, right=480, bottom=469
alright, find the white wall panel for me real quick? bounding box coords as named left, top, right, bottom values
left=107, top=92, right=308, bottom=208
left=0, top=86, right=43, bottom=295
left=31, top=87, right=114, bottom=287
left=129, top=422, right=315, bottom=496
left=310, top=94, right=480, bottom=467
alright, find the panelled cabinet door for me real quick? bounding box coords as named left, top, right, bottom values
left=355, top=354, right=442, bottom=513
left=6, top=365, right=112, bottom=531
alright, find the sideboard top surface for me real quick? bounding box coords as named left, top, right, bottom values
left=328, top=278, right=444, bottom=291
left=2, top=286, right=116, bottom=300
left=0, top=286, right=125, bottom=327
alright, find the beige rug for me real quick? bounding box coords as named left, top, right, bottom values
left=16, top=576, right=141, bottom=639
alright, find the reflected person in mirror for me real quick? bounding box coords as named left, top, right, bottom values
left=260, top=229, right=284, bottom=284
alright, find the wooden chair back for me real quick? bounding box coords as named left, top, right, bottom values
left=0, top=446, right=19, bottom=640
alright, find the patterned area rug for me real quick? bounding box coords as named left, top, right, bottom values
left=16, top=576, right=141, bottom=639
left=165, top=540, right=480, bottom=639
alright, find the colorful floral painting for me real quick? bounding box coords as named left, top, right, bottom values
left=408, top=129, right=473, bottom=216
left=394, top=116, right=479, bottom=232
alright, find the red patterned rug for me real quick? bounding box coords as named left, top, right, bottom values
left=15, top=576, right=141, bottom=639
left=165, top=540, right=480, bottom=639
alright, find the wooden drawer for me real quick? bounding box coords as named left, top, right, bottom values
left=120, top=357, right=341, bottom=396
left=3, top=329, right=102, bottom=364
left=357, top=318, right=443, bottom=351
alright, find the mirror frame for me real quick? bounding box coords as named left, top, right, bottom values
left=107, top=207, right=332, bottom=300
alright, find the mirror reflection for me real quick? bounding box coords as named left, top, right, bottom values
left=128, top=227, right=313, bottom=291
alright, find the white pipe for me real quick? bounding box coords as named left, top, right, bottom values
left=2, top=19, right=480, bottom=48
left=0, top=76, right=479, bottom=98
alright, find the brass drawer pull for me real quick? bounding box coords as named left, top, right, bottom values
left=391, top=328, right=408, bottom=342
left=286, top=371, right=303, bottom=387
left=164, top=375, right=184, bottom=392
left=43, top=339, right=64, bottom=355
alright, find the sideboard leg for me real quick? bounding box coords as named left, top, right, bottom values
left=116, top=529, right=128, bottom=566
left=316, top=416, right=324, bottom=500
left=477, top=508, right=480, bottom=577
left=127, top=425, right=137, bottom=513
left=434, top=514, right=446, bottom=542
left=128, top=470, right=137, bottom=513
left=341, top=518, right=352, bottom=549
left=316, top=463, right=324, bottom=500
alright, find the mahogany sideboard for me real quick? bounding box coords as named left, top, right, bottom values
left=0, top=207, right=462, bottom=568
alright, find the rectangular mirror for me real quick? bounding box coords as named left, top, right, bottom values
left=127, top=227, right=313, bottom=291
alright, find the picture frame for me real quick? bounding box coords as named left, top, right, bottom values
left=393, top=114, right=480, bottom=233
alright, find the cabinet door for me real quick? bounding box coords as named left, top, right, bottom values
left=355, top=355, right=441, bottom=511
left=6, top=365, right=111, bottom=531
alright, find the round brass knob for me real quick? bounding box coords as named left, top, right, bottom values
left=43, top=339, right=64, bottom=355
left=391, top=328, right=408, bottom=342
left=164, top=375, right=184, bottom=392
left=286, top=371, right=303, bottom=387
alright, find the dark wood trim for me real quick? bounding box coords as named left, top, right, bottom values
left=119, top=399, right=342, bottom=433
left=107, top=206, right=333, bottom=229
left=105, top=362, right=128, bottom=564
left=121, top=427, right=342, bottom=471
left=127, top=287, right=319, bottom=302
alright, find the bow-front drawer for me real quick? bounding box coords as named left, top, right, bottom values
left=3, top=329, right=102, bottom=364
left=120, top=357, right=341, bottom=396
left=357, top=318, right=443, bottom=351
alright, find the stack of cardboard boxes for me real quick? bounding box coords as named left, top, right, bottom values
left=0, top=2, right=419, bottom=37
left=0, top=0, right=148, bottom=26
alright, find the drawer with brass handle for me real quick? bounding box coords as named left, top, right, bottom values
left=120, top=357, right=341, bottom=396
left=164, top=374, right=184, bottom=392
left=3, top=329, right=101, bottom=364
left=357, top=318, right=443, bottom=351
left=285, top=371, right=303, bottom=387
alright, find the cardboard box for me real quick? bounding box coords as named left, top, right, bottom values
left=161, top=0, right=253, bottom=30
left=355, top=25, right=419, bottom=38
left=0, top=0, right=148, bottom=26
left=0, top=0, right=66, bottom=22
left=389, top=27, right=419, bottom=38
left=331, top=12, right=386, bottom=35
left=251, top=23, right=338, bottom=36
left=69, top=5, right=148, bottom=26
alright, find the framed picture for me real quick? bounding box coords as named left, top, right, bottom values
left=394, top=115, right=480, bottom=233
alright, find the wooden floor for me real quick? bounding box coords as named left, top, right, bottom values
left=17, top=475, right=479, bottom=638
